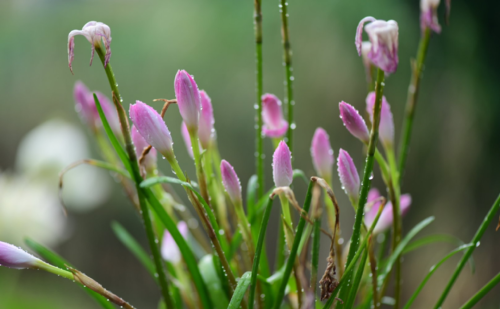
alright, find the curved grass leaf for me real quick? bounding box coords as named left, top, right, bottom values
left=228, top=272, right=252, bottom=309
left=292, top=169, right=309, bottom=185
left=198, top=255, right=229, bottom=309
left=25, top=238, right=115, bottom=309
left=459, top=271, right=500, bottom=309
left=403, top=244, right=473, bottom=309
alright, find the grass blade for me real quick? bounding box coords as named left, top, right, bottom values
left=459, top=271, right=500, bottom=309
left=25, top=238, right=115, bottom=309
left=228, top=272, right=252, bottom=309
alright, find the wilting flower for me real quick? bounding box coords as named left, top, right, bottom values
left=356, top=17, right=399, bottom=73
left=198, top=90, right=215, bottom=150
left=181, top=122, right=194, bottom=159
left=129, top=101, right=174, bottom=159
left=273, top=141, right=293, bottom=187
left=0, top=241, right=42, bottom=269
left=337, top=149, right=360, bottom=204
left=366, top=92, right=394, bottom=148
left=131, top=126, right=157, bottom=173
left=16, top=119, right=110, bottom=213
left=361, top=41, right=375, bottom=82
left=161, top=222, right=188, bottom=264
left=421, top=0, right=441, bottom=33
left=175, top=70, right=201, bottom=132
left=311, top=128, right=334, bottom=179
left=339, top=102, right=370, bottom=144
left=262, top=94, right=289, bottom=138
left=220, top=160, right=242, bottom=204
left=68, top=21, right=112, bottom=73
left=364, top=188, right=412, bottom=234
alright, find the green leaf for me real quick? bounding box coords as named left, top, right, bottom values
left=377, top=217, right=435, bottom=287
left=403, top=244, right=473, bottom=309
left=111, top=221, right=156, bottom=278
left=198, top=255, right=229, bottom=309
left=25, top=238, right=115, bottom=309
left=292, top=169, right=309, bottom=185
left=345, top=248, right=369, bottom=308
left=246, top=175, right=258, bottom=213
left=459, top=271, right=500, bottom=309
left=228, top=272, right=252, bottom=309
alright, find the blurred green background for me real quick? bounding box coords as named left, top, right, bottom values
left=1, top=0, right=499, bottom=308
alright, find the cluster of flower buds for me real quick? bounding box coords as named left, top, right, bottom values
left=310, top=128, right=334, bottom=180
left=68, top=22, right=112, bottom=73
left=262, top=94, right=289, bottom=139
left=356, top=17, right=399, bottom=73
left=364, top=188, right=412, bottom=234
left=273, top=141, right=293, bottom=187
left=420, top=0, right=442, bottom=33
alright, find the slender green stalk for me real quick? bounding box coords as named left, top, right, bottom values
left=273, top=181, right=314, bottom=309
left=459, top=271, right=500, bottom=309
left=397, top=28, right=431, bottom=179
left=249, top=197, right=274, bottom=309
left=345, top=247, right=369, bottom=308
left=36, top=261, right=74, bottom=280
left=434, top=194, right=500, bottom=308
left=336, top=68, right=385, bottom=307
left=95, top=47, right=174, bottom=309
left=279, top=0, right=295, bottom=153
left=189, top=131, right=211, bottom=207
left=253, top=0, right=264, bottom=198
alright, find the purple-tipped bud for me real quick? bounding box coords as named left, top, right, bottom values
left=220, top=160, right=242, bottom=204
left=161, top=221, right=188, bottom=264
left=337, top=149, right=360, bottom=203
left=421, top=0, right=442, bottom=34
left=366, top=92, right=394, bottom=147
left=311, top=128, right=334, bottom=179
left=339, top=101, right=370, bottom=143
left=356, top=17, right=399, bottom=73
left=132, top=125, right=157, bottom=172
left=273, top=141, right=293, bottom=187
left=181, top=122, right=194, bottom=159
left=175, top=70, right=201, bottom=131
left=0, top=241, right=41, bottom=269
left=198, top=90, right=215, bottom=149
left=262, top=94, right=289, bottom=138
left=129, top=101, right=174, bottom=159
left=68, top=21, right=112, bottom=73
left=364, top=190, right=412, bottom=234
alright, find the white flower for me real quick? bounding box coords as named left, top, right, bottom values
left=68, top=21, right=112, bottom=73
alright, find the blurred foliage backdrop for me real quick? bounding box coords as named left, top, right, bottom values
left=1, top=0, right=499, bottom=308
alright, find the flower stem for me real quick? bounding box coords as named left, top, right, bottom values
left=189, top=131, right=211, bottom=209
left=254, top=0, right=264, bottom=198
left=279, top=0, right=295, bottom=154
left=397, top=28, right=431, bottom=180
left=459, top=271, right=500, bottom=309
left=337, top=68, right=385, bottom=307
left=95, top=46, right=175, bottom=309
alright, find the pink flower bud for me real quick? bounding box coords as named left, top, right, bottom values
left=337, top=149, right=360, bottom=203
left=220, top=160, right=242, bottom=204
left=421, top=0, right=442, bottom=33
left=273, top=141, right=293, bottom=187
left=131, top=125, right=157, bottom=172
left=95, top=91, right=122, bottom=137
left=74, top=81, right=97, bottom=128
left=161, top=221, right=188, bottom=264
left=310, top=128, right=334, bottom=179
left=174, top=70, right=201, bottom=131
left=364, top=190, right=412, bottom=234
left=262, top=94, right=289, bottom=138
left=356, top=17, right=399, bottom=73
left=129, top=101, right=174, bottom=159
left=366, top=92, right=394, bottom=147
left=68, top=21, right=112, bottom=73
left=198, top=90, right=214, bottom=149
left=181, top=122, right=194, bottom=159
left=339, top=101, right=370, bottom=143
left=0, top=241, right=41, bottom=269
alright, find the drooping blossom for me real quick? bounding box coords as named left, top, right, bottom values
left=131, top=126, right=157, bottom=173
left=273, top=141, right=293, bottom=187
left=356, top=17, right=399, bottom=73
left=262, top=94, right=289, bottom=138
left=310, top=128, right=334, bottom=179
left=339, top=102, right=370, bottom=144
left=181, top=122, right=194, bottom=159
left=361, top=41, right=375, bottom=83
left=0, top=241, right=42, bottom=269
left=68, top=21, right=112, bottom=73
left=421, top=0, right=442, bottom=33
left=175, top=70, right=201, bottom=132
left=198, top=90, right=215, bottom=149
left=161, top=222, right=189, bottom=264
left=364, top=188, right=412, bottom=234
left=220, top=160, right=242, bottom=204
left=337, top=149, right=360, bottom=204
left=129, top=101, right=174, bottom=159
left=366, top=92, right=394, bottom=147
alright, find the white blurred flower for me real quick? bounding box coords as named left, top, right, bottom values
left=16, top=119, right=110, bottom=212
left=0, top=173, right=66, bottom=247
